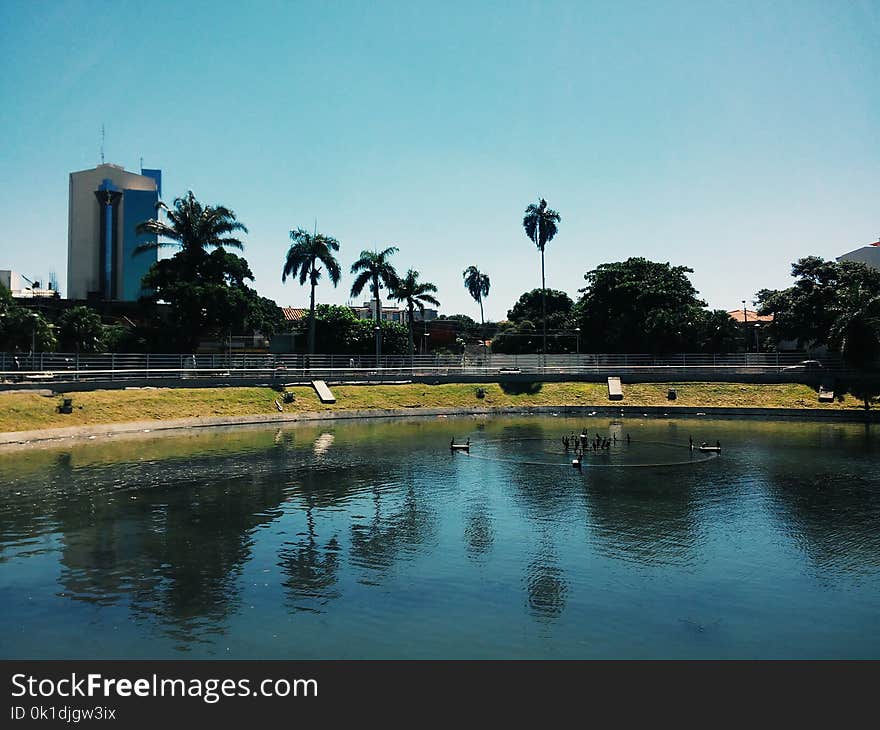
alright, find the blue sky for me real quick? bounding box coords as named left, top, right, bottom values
left=1, top=0, right=877, bottom=320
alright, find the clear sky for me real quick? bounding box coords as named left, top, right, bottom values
left=1, top=0, right=877, bottom=320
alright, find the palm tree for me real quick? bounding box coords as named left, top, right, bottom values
left=134, top=191, right=248, bottom=270
left=392, top=269, right=440, bottom=354
left=282, top=228, right=342, bottom=354
left=463, top=266, right=490, bottom=354
left=522, top=198, right=561, bottom=354
left=349, top=247, right=400, bottom=324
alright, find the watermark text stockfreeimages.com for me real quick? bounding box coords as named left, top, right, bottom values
left=10, top=673, right=317, bottom=705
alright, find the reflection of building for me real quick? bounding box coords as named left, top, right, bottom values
left=837, top=237, right=880, bottom=270
left=67, top=163, right=162, bottom=301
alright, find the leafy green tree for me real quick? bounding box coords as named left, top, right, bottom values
left=141, top=247, right=280, bottom=351
left=349, top=247, right=400, bottom=323
left=491, top=319, right=575, bottom=354
left=696, top=309, right=745, bottom=353
left=0, top=285, right=56, bottom=352
left=246, top=295, right=285, bottom=339
left=522, top=198, right=561, bottom=353
left=507, top=288, right=573, bottom=331
left=573, top=258, right=707, bottom=353
left=304, top=305, right=409, bottom=355
left=135, top=192, right=281, bottom=351
left=57, top=306, right=106, bottom=353
left=0, top=309, right=56, bottom=353
left=757, top=257, right=880, bottom=354
left=827, top=282, right=880, bottom=369
left=282, top=228, right=342, bottom=354
left=392, top=269, right=440, bottom=354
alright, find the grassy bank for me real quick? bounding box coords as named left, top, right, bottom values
left=0, top=381, right=867, bottom=433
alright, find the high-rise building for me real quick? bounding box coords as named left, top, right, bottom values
left=67, top=163, right=162, bottom=301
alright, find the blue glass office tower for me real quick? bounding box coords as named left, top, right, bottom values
left=68, top=164, right=162, bottom=301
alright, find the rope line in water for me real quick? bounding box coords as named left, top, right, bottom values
left=457, top=437, right=718, bottom=469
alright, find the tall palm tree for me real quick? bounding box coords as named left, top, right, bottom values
left=392, top=269, right=440, bottom=354
left=463, top=265, right=490, bottom=353
left=349, top=247, right=400, bottom=324
left=282, top=228, right=342, bottom=354
left=135, top=191, right=248, bottom=268
left=522, top=198, right=561, bottom=354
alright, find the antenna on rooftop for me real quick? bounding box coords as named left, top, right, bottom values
left=100, top=124, right=105, bottom=164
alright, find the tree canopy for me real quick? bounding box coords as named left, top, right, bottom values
left=296, top=305, right=410, bottom=356
left=507, top=288, right=573, bottom=331
left=57, top=306, right=106, bottom=353
left=573, top=258, right=709, bottom=353
left=756, top=256, right=880, bottom=363
left=0, top=284, right=57, bottom=352
left=135, top=194, right=282, bottom=351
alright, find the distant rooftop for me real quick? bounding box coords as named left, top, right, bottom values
left=728, top=309, right=773, bottom=323
left=281, top=307, right=309, bottom=321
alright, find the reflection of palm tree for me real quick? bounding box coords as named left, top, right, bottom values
left=525, top=558, right=568, bottom=621
left=464, top=509, right=494, bottom=559
left=524, top=529, right=567, bottom=622
left=350, top=483, right=435, bottom=576
left=278, top=497, right=340, bottom=612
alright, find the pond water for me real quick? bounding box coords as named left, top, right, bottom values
left=0, top=415, right=878, bottom=659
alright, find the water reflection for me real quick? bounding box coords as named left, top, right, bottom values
left=581, top=473, right=700, bottom=567
left=0, top=416, right=878, bottom=658
left=525, top=529, right=568, bottom=622
left=278, top=494, right=340, bottom=613
left=765, top=468, right=880, bottom=575
left=350, top=481, right=437, bottom=579
left=464, top=509, right=494, bottom=559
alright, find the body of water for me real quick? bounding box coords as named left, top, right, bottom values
left=1, top=415, right=878, bottom=658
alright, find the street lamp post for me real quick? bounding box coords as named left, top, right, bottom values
left=754, top=323, right=761, bottom=353
left=423, top=332, right=430, bottom=355
left=374, top=325, right=381, bottom=366
left=575, top=327, right=581, bottom=356
left=742, top=300, right=748, bottom=352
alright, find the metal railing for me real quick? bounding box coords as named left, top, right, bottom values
left=0, top=351, right=845, bottom=385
